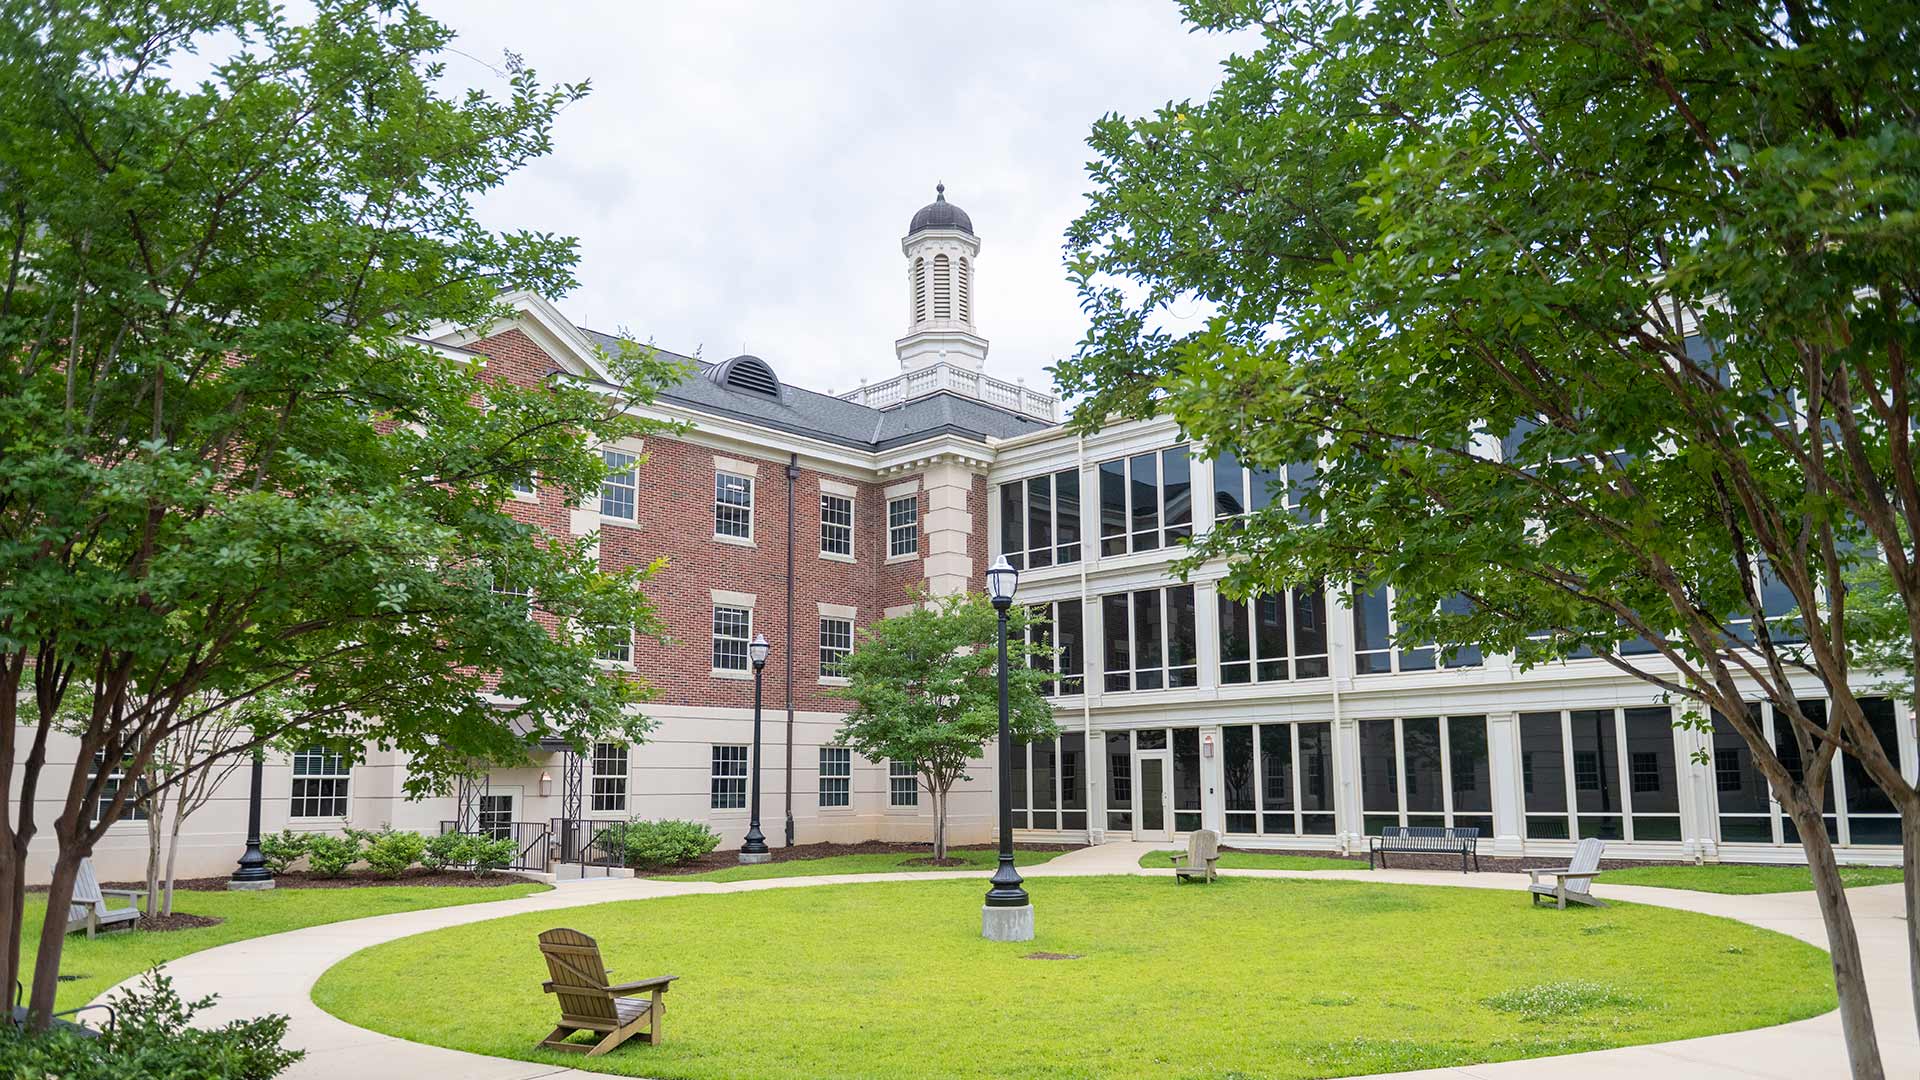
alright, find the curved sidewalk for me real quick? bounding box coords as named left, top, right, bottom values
left=124, top=842, right=1914, bottom=1080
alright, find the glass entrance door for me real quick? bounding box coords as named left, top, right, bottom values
left=1136, top=754, right=1171, bottom=841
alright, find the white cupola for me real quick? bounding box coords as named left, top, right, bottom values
left=895, top=183, right=988, bottom=372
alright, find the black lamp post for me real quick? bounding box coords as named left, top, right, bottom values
left=228, top=745, right=274, bottom=891
left=740, top=633, right=773, bottom=863
left=983, top=556, right=1030, bottom=920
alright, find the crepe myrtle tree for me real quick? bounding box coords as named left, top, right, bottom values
left=829, top=590, right=1059, bottom=861
left=1061, top=2, right=1920, bottom=1074
left=0, top=0, right=684, bottom=1030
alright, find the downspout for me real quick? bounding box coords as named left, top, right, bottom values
left=1077, top=434, right=1094, bottom=845
left=784, top=452, right=799, bottom=848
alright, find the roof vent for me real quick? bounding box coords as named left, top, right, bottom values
left=707, top=354, right=782, bottom=398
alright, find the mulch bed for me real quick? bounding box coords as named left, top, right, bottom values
left=640, top=840, right=1084, bottom=878
left=1228, top=845, right=1679, bottom=874
left=95, top=867, right=544, bottom=892
left=125, top=912, right=223, bottom=933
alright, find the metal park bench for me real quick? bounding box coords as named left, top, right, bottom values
left=1368, top=825, right=1481, bottom=873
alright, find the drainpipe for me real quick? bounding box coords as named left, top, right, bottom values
left=1077, top=434, right=1094, bottom=845
left=784, top=452, right=799, bottom=848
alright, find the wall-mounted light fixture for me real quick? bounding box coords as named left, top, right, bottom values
left=539, top=771, right=553, bottom=797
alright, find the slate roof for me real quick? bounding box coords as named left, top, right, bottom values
left=908, top=183, right=974, bottom=236
left=574, top=327, right=1053, bottom=452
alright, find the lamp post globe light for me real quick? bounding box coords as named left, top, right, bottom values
left=981, top=556, right=1033, bottom=942
left=740, top=633, right=774, bottom=864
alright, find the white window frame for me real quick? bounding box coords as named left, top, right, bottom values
left=819, top=746, right=852, bottom=808
left=1218, top=588, right=1330, bottom=685
left=887, top=494, right=919, bottom=560
left=710, top=745, right=748, bottom=810
left=1100, top=586, right=1198, bottom=693
left=715, top=471, right=754, bottom=543
left=291, top=747, right=351, bottom=819
left=712, top=604, right=753, bottom=675
left=594, top=626, right=633, bottom=666
left=591, top=742, right=628, bottom=813
left=88, top=751, right=149, bottom=825
left=1096, top=444, right=1193, bottom=556
left=820, top=492, right=855, bottom=561
left=889, top=760, right=919, bottom=807
left=819, top=615, right=853, bottom=681
left=997, top=468, right=1083, bottom=570
left=1212, top=456, right=1314, bottom=526
left=1519, top=707, right=1685, bottom=844
left=1026, top=598, right=1085, bottom=697
left=599, top=448, right=637, bottom=521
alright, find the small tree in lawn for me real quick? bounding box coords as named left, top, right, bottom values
left=832, top=590, right=1058, bottom=862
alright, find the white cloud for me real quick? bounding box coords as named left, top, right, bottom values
left=433, top=0, right=1242, bottom=399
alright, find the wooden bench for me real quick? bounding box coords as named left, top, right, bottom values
left=1368, top=826, right=1480, bottom=873
left=67, top=858, right=143, bottom=937
left=1528, top=837, right=1608, bottom=909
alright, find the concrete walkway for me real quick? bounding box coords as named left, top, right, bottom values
left=118, top=842, right=1914, bottom=1079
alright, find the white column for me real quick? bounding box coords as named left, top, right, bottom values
left=1487, top=711, right=1524, bottom=856
left=920, top=461, right=977, bottom=597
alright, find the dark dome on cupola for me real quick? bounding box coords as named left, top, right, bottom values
left=907, top=182, right=973, bottom=236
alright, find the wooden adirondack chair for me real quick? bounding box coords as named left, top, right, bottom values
left=65, top=858, right=144, bottom=938
left=1169, top=829, right=1221, bottom=884
left=535, top=928, right=677, bottom=1056
left=1528, top=837, right=1608, bottom=909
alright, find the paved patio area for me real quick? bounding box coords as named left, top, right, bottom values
left=117, top=841, right=1915, bottom=1079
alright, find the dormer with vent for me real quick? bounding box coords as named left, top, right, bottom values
left=897, top=183, right=987, bottom=374
left=706, top=353, right=785, bottom=399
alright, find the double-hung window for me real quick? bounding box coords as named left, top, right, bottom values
left=87, top=751, right=148, bottom=824
left=715, top=472, right=754, bottom=540
left=595, top=626, right=633, bottom=665
left=889, top=760, right=919, bottom=807
left=1026, top=599, right=1084, bottom=695
left=818, top=747, right=851, bottom=807
left=819, top=616, right=853, bottom=678
left=997, top=468, right=1082, bottom=569
left=710, top=745, right=748, bottom=809
left=713, top=605, right=752, bottom=672
left=1101, top=585, right=1198, bottom=692
left=1097, top=446, right=1192, bottom=556
left=600, top=448, right=637, bottom=520
left=820, top=493, right=854, bottom=558
left=1218, top=587, right=1329, bottom=683
left=1353, top=587, right=1483, bottom=674
left=291, top=747, right=350, bottom=818
left=591, top=742, right=628, bottom=812
left=887, top=495, right=919, bottom=558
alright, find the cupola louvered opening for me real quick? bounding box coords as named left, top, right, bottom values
left=913, top=256, right=927, bottom=323
left=956, top=257, right=971, bottom=323
left=933, top=253, right=952, bottom=320
left=706, top=354, right=782, bottom=398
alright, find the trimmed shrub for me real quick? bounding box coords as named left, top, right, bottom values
left=419, top=830, right=465, bottom=872
left=467, top=834, right=517, bottom=877
left=0, top=970, right=302, bottom=1079
left=620, top=819, right=721, bottom=869
left=360, top=827, right=427, bottom=879
left=303, top=833, right=361, bottom=878
left=258, top=829, right=310, bottom=874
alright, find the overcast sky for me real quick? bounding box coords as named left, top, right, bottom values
left=430, top=1, right=1242, bottom=399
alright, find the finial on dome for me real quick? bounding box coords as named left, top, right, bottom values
left=935, top=182, right=946, bottom=201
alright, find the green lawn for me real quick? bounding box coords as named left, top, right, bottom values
left=315, top=876, right=1835, bottom=1080
left=30, top=880, right=547, bottom=1011
left=1602, top=863, right=1904, bottom=895
left=654, top=847, right=1064, bottom=883
left=1138, top=849, right=1363, bottom=871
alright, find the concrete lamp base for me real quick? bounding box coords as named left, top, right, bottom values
left=981, top=903, right=1035, bottom=942
left=738, top=851, right=773, bottom=865
left=227, top=879, right=276, bottom=892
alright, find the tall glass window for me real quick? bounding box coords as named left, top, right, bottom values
left=1172, top=728, right=1202, bottom=832
left=996, top=469, right=1085, bottom=570
left=1028, top=599, right=1084, bottom=696
left=1105, top=732, right=1133, bottom=832
left=1097, top=445, right=1192, bottom=555
left=1102, top=587, right=1197, bottom=692
left=1010, top=734, right=1088, bottom=832
left=1525, top=707, right=1682, bottom=843
left=1219, top=587, right=1329, bottom=684
left=1520, top=712, right=1570, bottom=839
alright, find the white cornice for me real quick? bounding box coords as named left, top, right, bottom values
left=421, top=290, right=618, bottom=385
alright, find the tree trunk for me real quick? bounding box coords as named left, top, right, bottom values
left=0, top=838, right=18, bottom=1011
left=143, top=803, right=162, bottom=917
left=25, top=846, right=84, bottom=1031
left=1792, top=801, right=1885, bottom=1079
left=1903, top=807, right=1920, bottom=1044
left=932, top=785, right=948, bottom=861
left=163, top=813, right=185, bottom=917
